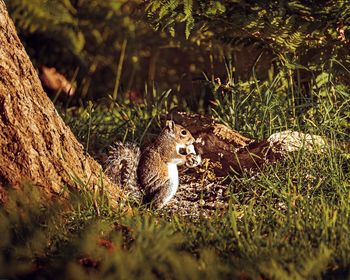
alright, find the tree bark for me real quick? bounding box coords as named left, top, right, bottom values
left=0, top=1, right=119, bottom=204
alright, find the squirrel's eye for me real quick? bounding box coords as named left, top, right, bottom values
left=181, top=130, right=187, bottom=136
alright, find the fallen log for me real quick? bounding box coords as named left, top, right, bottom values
left=170, top=111, right=348, bottom=177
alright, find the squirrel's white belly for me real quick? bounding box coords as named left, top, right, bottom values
left=165, top=163, right=179, bottom=205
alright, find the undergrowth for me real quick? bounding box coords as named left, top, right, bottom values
left=1, top=62, right=349, bottom=279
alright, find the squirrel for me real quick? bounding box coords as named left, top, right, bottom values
left=105, top=120, right=201, bottom=209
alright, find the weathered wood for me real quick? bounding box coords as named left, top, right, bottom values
left=170, top=112, right=335, bottom=176
left=0, top=1, right=120, bottom=204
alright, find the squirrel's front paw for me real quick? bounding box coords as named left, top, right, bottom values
left=185, top=153, right=201, bottom=168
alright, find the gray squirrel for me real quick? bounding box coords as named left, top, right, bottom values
left=105, top=120, right=201, bottom=209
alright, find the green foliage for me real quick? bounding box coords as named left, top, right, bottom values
left=6, top=0, right=350, bottom=106
left=52, top=59, right=350, bottom=277
left=2, top=1, right=350, bottom=278
left=61, top=88, right=174, bottom=155
left=0, top=185, right=68, bottom=278
left=147, top=0, right=227, bottom=39
left=6, top=0, right=85, bottom=54
left=146, top=0, right=195, bottom=38
left=146, top=0, right=350, bottom=68
left=210, top=60, right=350, bottom=139
left=1, top=132, right=349, bottom=278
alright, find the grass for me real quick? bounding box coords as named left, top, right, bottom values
left=0, top=62, right=349, bottom=279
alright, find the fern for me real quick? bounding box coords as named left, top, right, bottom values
left=182, top=0, right=193, bottom=39
left=145, top=0, right=349, bottom=66
left=146, top=0, right=197, bottom=38
left=159, top=0, right=178, bottom=20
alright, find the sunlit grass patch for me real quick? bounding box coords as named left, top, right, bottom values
left=1, top=61, right=349, bottom=279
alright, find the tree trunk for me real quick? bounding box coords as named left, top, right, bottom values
left=0, top=1, right=119, bottom=204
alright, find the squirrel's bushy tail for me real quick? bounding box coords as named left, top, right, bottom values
left=105, top=142, right=141, bottom=198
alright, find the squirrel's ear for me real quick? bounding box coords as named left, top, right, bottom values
left=166, top=120, right=175, bottom=133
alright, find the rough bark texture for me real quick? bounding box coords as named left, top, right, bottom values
left=0, top=1, right=119, bottom=204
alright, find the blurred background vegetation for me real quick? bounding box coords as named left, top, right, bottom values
left=5, top=0, right=349, bottom=111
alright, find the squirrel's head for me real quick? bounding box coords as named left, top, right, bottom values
left=165, top=120, right=195, bottom=148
